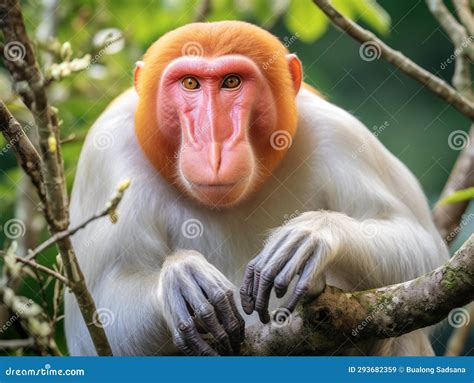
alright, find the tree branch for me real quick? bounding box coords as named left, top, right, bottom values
left=427, top=0, right=474, bottom=62
left=312, top=0, right=474, bottom=120
left=453, top=0, right=474, bottom=37
left=433, top=127, right=474, bottom=243
left=0, top=103, right=52, bottom=222
left=243, top=235, right=474, bottom=355
left=0, top=0, right=113, bottom=355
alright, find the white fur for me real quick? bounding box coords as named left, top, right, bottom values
left=65, top=87, right=448, bottom=355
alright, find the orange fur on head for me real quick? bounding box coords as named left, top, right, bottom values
left=134, top=21, right=301, bottom=201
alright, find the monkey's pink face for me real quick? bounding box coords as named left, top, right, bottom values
left=157, top=55, right=277, bottom=208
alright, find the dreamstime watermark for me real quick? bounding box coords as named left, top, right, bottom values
left=351, top=299, right=392, bottom=336
left=2, top=218, right=26, bottom=240
left=446, top=213, right=474, bottom=242
left=3, top=41, right=26, bottom=62
left=447, top=307, right=470, bottom=328
left=262, top=33, right=299, bottom=70
left=359, top=41, right=382, bottom=62
left=360, top=219, right=379, bottom=239
left=92, top=130, right=115, bottom=150
left=270, top=307, right=292, bottom=328
left=0, top=119, right=33, bottom=156
left=181, top=218, right=204, bottom=239
left=181, top=41, right=204, bottom=57
left=5, top=364, right=85, bottom=377
left=84, top=224, right=107, bottom=248
left=0, top=298, right=34, bottom=334
left=89, top=34, right=124, bottom=67
left=351, top=121, right=389, bottom=159
left=270, top=130, right=292, bottom=151
left=283, top=210, right=300, bottom=226
left=174, top=302, right=208, bottom=337
left=173, top=123, right=209, bottom=159
left=448, top=130, right=470, bottom=151
left=440, top=35, right=474, bottom=70
left=92, top=307, right=115, bottom=328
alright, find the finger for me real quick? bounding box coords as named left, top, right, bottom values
left=226, top=291, right=246, bottom=343
left=284, top=248, right=321, bottom=312
left=251, top=231, right=292, bottom=305
left=240, top=257, right=258, bottom=314
left=173, top=296, right=218, bottom=356
left=184, top=280, right=233, bottom=355
left=273, top=240, right=316, bottom=299
left=212, top=291, right=245, bottom=354
left=254, top=237, right=305, bottom=323
left=191, top=272, right=244, bottom=355
left=180, top=322, right=218, bottom=356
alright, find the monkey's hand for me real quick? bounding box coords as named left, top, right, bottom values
left=158, top=250, right=245, bottom=356
left=240, top=211, right=342, bottom=323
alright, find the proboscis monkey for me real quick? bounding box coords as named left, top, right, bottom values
left=65, top=21, right=448, bottom=356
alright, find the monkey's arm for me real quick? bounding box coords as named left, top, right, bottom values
left=240, top=94, right=448, bottom=323
left=67, top=248, right=244, bottom=355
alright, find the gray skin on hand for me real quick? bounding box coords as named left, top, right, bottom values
left=161, top=252, right=245, bottom=356
left=240, top=221, right=326, bottom=324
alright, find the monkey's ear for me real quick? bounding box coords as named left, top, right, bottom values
left=134, top=61, right=145, bottom=92
left=286, top=54, right=302, bottom=95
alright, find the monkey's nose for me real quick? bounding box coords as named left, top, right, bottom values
left=209, top=142, right=222, bottom=174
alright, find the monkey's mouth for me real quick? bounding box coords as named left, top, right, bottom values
left=192, top=182, right=238, bottom=188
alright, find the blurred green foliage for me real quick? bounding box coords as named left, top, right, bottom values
left=0, top=0, right=472, bottom=355
left=439, top=187, right=474, bottom=205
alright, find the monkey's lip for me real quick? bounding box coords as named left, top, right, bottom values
left=191, top=182, right=238, bottom=189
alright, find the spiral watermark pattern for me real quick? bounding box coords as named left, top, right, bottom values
left=181, top=218, right=204, bottom=239
left=271, top=307, right=292, bottom=328
left=181, top=41, right=204, bottom=57
left=92, top=131, right=115, bottom=150
left=3, top=41, right=26, bottom=62
left=3, top=219, right=26, bottom=240
left=447, top=307, right=470, bottom=328
left=92, top=308, right=115, bottom=328
left=359, top=41, right=382, bottom=62
left=448, top=130, right=470, bottom=151
left=270, top=130, right=292, bottom=151
left=360, top=220, right=379, bottom=239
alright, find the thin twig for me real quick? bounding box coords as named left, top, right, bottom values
left=0, top=102, right=52, bottom=222
left=0, top=252, right=68, bottom=285
left=194, top=0, right=211, bottom=22
left=312, top=0, right=474, bottom=120
left=427, top=0, right=474, bottom=100
left=0, top=0, right=113, bottom=355
left=0, top=338, right=35, bottom=349
left=426, top=0, right=474, bottom=61
left=27, top=178, right=131, bottom=260
left=453, top=0, right=474, bottom=37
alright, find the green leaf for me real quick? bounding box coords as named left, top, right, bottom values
left=350, top=0, right=391, bottom=35
left=438, top=187, right=474, bottom=206
left=284, top=0, right=328, bottom=43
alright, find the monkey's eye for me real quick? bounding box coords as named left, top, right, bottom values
left=181, top=77, right=200, bottom=90
left=222, top=74, right=241, bottom=90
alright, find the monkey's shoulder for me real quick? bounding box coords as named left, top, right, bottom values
left=296, top=88, right=389, bottom=165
